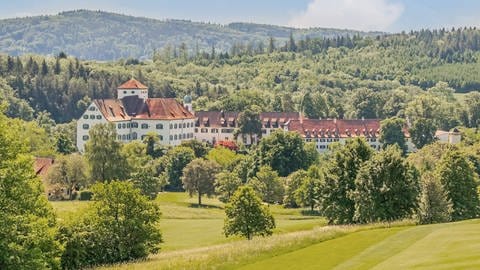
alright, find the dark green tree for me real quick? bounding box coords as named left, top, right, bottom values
left=248, top=165, right=284, bottom=204
left=409, top=118, right=437, bottom=149
left=417, top=172, right=453, bottom=224
left=237, top=108, right=262, bottom=145
left=254, top=130, right=308, bottom=177
left=59, top=181, right=162, bottom=269
left=283, top=169, right=308, bottom=208
left=84, top=123, right=128, bottom=183
left=162, top=146, right=195, bottom=191
left=353, top=146, right=420, bottom=223
left=182, top=158, right=220, bottom=206
left=320, top=138, right=374, bottom=224
left=0, top=109, right=61, bottom=269
left=295, top=165, right=323, bottom=211
left=435, top=150, right=480, bottom=220
left=215, top=171, right=243, bottom=203
left=380, top=117, right=407, bottom=153
left=224, top=185, right=275, bottom=240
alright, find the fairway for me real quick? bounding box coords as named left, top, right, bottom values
left=238, top=219, right=480, bottom=270
left=51, top=192, right=325, bottom=251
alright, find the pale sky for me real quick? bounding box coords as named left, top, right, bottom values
left=1, top=0, right=480, bottom=32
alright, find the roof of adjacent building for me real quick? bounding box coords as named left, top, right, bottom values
left=34, top=157, right=54, bottom=179
left=287, top=119, right=386, bottom=138
left=94, top=96, right=194, bottom=121
left=195, top=111, right=300, bottom=128
left=117, top=78, right=148, bottom=89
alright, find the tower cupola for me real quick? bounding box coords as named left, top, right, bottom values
left=117, top=78, right=148, bottom=100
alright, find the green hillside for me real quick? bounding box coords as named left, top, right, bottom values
left=0, top=10, right=379, bottom=60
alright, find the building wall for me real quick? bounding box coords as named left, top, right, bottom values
left=77, top=103, right=195, bottom=152
left=76, top=103, right=108, bottom=151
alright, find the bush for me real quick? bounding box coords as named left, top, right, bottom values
left=60, top=181, right=162, bottom=268
left=79, top=190, right=93, bottom=201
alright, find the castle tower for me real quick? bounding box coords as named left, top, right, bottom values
left=117, top=78, right=148, bottom=100
left=183, top=94, right=193, bottom=112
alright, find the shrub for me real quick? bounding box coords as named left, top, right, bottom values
left=79, top=190, right=93, bottom=201
left=60, top=181, right=162, bottom=268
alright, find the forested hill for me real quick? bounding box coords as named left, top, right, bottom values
left=0, top=10, right=379, bottom=60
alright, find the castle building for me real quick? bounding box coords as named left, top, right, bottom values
left=76, top=79, right=195, bottom=151
left=284, top=118, right=417, bottom=153
left=194, top=111, right=300, bottom=145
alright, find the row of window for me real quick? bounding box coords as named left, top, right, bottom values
left=83, top=133, right=194, bottom=142
left=305, top=138, right=377, bottom=143
left=83, top=114, right=102, bottom=120
left=115, top=122, right=195, bottom=130
left=196, top=128, right=235, bottom=134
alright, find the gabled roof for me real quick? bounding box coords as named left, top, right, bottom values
left=34, top=157, right=54, bottom=179
left=94, top=96, right=194, bottom=121
left=117, top=78, right=148, bottom=89
left=287, top=119, right=383, bottom=138
left=194, top=111, right=300, bottom=128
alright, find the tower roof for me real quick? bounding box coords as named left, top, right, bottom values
left=117, top=78, right=148, bottom=89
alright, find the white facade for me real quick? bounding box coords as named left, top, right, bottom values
left=76, top=103, right=195, bottom=152
left=117, top=88, right=148, bottom=100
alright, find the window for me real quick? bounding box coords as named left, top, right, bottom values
left=131, top=91, right=135, bottom=94
left=127, top=134, right=131, bottom=140
left=201, top=128, right=208, bottom=133
left=370, top=138, right=377, bottom=142
left=169, top=135, right=173, bottom=140
left=132, top=132, right=137, bottom=140
left=132, top=122, right=138, bottom=128
left=158, top=135, right=163, bottom=140
left=320, top=145, right=326, bottom=149
left=262, top=129, right=267, bottom=134
left=141, top=123, right=148, bottom=129
left=88, top=106, right=96, bottom=111
left=82, top=124, right=89, bottom=129
left=195, top=128, right=198, bottom=133
left=122, top=135, right=126, bottom=140
left=174, top=123, right=178, bottom=129
left=187, top=123, right=190, bottom=128
left=183, top=123, right=186, bottom=128
left=123, top=91, right=127, bottom=94
left=327, top=139, right=332, bottom=142
left=83, top=115, right=88, bottom=119
left=156, top=123, right=163, bottom=129
left=122, top=123, right=126, bottom=129
left=89, top=115, right=95, bottom=119
left=221, top=128, right=234, bottom=133
left=174, top=135, right=178, bottom=140
left=96, top=115, right=102, bottom=120
left=127, top=123, right=131, bottom=128
left=183, top=133, right=186, bottom=139
left=118, top=123, right=121, bottom=129
left=211, top=128, right=218, bottom=133
left=82, top=135, right=89, bottom=141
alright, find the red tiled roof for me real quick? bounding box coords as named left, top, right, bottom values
left=94, top=96, right=194, bottom=121
left=34, top=157, right=54, bottom=179
left=194, top=111, right=300, bottom=128
left=287, top=119, right=385, bottom=138
left=117, top=78, right=148, bottom=89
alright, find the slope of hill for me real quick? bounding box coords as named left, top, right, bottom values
left=0, top=10, right=381, bottom=60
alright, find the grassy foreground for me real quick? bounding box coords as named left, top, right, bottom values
left=51, top=192, right=325, bottom=251
left=52, top=194, right=480, bottom=269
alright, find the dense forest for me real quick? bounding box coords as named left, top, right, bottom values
left=1, top=26, right=480, bottom=128
left=0, top=10, right=378, bottom=60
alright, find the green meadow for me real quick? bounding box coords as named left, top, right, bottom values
left=52, top=193, right=480, bottom=270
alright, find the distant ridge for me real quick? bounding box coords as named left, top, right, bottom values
left=0, top=10, right=383, bottom=60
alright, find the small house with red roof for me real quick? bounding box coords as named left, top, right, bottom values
left=76, top=79, right=195, bottom=151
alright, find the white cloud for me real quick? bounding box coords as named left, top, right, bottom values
left=288, top=0, right=404, bottom=31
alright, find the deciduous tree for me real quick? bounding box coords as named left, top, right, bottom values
left=224, top=186, right=275, bottom=240
left=182, top=158, right=220, bottom=206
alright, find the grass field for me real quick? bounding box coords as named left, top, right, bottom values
left=51, top=192, right=325, bottom=251
left=52, top=193, right=480, bottom=269
left=238, top=219, right=480, bottom=270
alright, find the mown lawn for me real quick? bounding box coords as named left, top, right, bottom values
left=51, top=192, right=325, bottom=251
left=238, top=219, right=480, bottom=270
